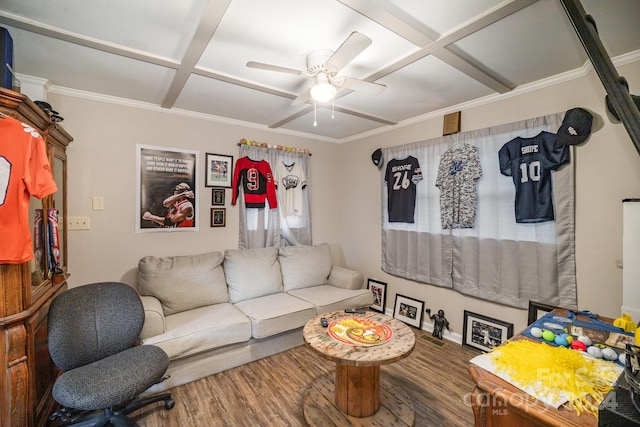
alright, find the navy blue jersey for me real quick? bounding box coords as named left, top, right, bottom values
left=498, top=131, right=569, bottom=223
left=385, top=156, right=423, bottom=223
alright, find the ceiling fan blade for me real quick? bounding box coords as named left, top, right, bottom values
left=292, top=87, right=312, bottom=106
left=326, top=31, right=372, bottom=72
left=336, top=77, right=386, bottom=95
left=246, top=61, right=304, bottom=76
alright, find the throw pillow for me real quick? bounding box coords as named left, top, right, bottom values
left=224, top=247, right=283, bottom=303
left=138, top=251, right=228, bottom=315
left=279, top=243, right=332, bottom=291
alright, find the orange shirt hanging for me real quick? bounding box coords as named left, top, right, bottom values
left=0, top=117, right=57, bottom=264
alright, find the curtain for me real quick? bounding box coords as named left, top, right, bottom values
left=237, top=144, right=311, bottom=249
left=380, top=113, right=577, bottom=309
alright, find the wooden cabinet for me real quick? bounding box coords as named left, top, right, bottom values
left=0, top=88, right=73, bottom=427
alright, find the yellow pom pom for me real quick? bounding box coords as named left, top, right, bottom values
left=487, top=340, right=619, bottom=417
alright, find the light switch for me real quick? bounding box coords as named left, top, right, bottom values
left=92, top=196, right=104, bottom=211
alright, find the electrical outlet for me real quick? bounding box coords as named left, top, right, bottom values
left=67, top=216, right=91, bottom=230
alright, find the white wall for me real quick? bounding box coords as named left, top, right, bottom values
left=49, top=59, right=640, bottom=337
left=341, top=61, right=640, bottom=335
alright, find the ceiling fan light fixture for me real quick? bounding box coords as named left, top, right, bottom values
left=310, top=73, right=335, bottom=103
left=310, top=83, right=335, bottom=103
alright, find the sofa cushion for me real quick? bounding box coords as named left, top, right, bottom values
left=279, top=243, right=333, bottom=292
left=140, top=303, right=252, bottom=360
left=138, top=252, right=229, bottom=315
left=233, top=293, right=316, bottom=339
left=287, top=285, right=374, bottom=314
left=224, top=247, right=282, bottom=303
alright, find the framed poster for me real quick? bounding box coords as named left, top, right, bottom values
left=463, top=310, right=514, bottom=352
left=211, top=208, right=226, bottom=227
left=136, top=144, right=198, bottom=232
left=367, top=279, right=387, bottom=313
left=212, top=188, right=225, bottom=206
left=205, top=153, right=233, bottom=188
left=393, top=294, right=424, bottom=328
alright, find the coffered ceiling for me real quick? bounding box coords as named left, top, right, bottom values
left=1, top=0, right=639, bottom=142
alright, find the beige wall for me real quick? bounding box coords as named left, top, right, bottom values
left=50, top=59, right=640, bottom=337
left=341, top=60, right=640, bottom=335
left=49, top=94, right=345, bottom=287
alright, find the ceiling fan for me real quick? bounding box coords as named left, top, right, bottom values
left=247, top=32, right=386, bottom=106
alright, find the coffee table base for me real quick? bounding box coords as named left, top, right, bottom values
left=303, top=373, right=415, bottom=426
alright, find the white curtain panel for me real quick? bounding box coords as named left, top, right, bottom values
left=380, top=112, right=577, bottom=309
left=238, top=144, right=311, bottom=249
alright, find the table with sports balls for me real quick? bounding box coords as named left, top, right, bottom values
left=302, top=310, right=416, bottom=425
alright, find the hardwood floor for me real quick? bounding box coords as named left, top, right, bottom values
left=131, top=330, right=480, bottom=427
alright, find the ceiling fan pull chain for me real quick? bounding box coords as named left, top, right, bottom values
left=332, top=97, right=335, bottom=120
left=313, top=99, right=318, bottom=127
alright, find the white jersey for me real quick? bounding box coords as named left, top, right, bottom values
left=275, top=161, right=307, bottom=216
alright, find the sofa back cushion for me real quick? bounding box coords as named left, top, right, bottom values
left=138, top=252, right=228, bottom=315
left=279, top=243, right=332, bottom=292
left=224, top=247, right=283, bottom=303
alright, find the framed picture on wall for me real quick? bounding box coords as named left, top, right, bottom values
left=367, top=279, right=387, bottom=313
left=136, top=144, right=198, bottom=232
left=212, top=188, right=225, bottom=206
left=462, top=310, right=513, bottom=352
left=393, top=294, right=424, bottom=328
left=210, top=208, right=226, bottom=227
left=205, top=153, right=233, bottom=188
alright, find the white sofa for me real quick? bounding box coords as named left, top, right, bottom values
left=135, top=243, right=372, bottom=393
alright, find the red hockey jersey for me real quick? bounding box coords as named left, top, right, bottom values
left=232, top=157, right=278, bottom=209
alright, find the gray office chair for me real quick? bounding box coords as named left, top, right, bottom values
left=48, top=282, right=174, bottom=426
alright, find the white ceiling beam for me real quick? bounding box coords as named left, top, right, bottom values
left=337, top=0, right=540, bottom=94
left=268, top=103, right=396, bottom=129
left=0, top=11, right=178, bottom=68
left=161, top=0, right=232, bottom=108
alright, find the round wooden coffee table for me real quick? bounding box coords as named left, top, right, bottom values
left=302, top=310, right=415, bottom=425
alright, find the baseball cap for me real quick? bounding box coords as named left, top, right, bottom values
left=557, top=108, right=593, bottom=145
left=34, top=101, right=64, bottom=122
left=371, top=148, right=383, bottom=168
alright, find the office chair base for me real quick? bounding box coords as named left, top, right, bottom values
left=49, top=392, right=174, bottom=427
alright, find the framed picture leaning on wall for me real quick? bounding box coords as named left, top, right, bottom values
left=205, top=153, right=233, bottom=188
left=393, top=294, right=424, bottom=328
left=367, top=279, right=387, bottom=313
left=462, top=310, right=513, bottom=352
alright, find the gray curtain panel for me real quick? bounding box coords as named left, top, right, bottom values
left=380, top=113, right=577, bottom=309
left=238, top=144, right=311, bottom=249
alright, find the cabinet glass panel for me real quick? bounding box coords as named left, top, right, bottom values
left=29, top=196, right=46, bottom=289
left=52, top=155, right=65, bottom=271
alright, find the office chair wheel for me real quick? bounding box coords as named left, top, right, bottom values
left=165, top=398, right=176, bottom=410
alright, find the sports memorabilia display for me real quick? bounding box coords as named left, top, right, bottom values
left=556, top=107, right=593, bottom=145
left=0, top=117, right=57, bottom=263
left=384, top=155, right=423, bottom=223
left=274, top=161, right=306, bottom=217
left=436, top=143, right=483, bottom=229
left=231, top=156, right=278, bottom=209
left=498, top=131, right=570, bottom=223
left=371, top=148, right=383, bottom=168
